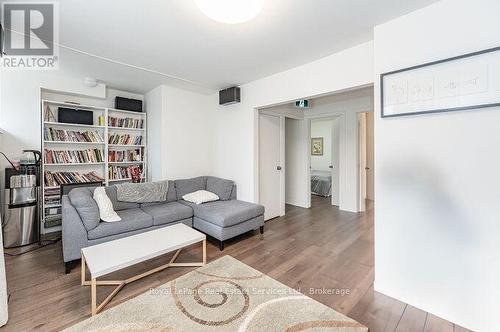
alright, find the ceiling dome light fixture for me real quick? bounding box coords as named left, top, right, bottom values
left=194, top=0, right=264, bottom=24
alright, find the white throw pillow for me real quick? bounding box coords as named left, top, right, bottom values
left=183, top=190, right=219, bottom=205
left=93, top=187, right=121, bottom=222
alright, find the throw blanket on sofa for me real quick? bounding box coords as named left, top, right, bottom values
left=116, top=180, right=168, bottom=203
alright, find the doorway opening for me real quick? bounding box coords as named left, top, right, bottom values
left=257, top=86, right=373, bottom=220
left=309, top=117, right=340, bottom=207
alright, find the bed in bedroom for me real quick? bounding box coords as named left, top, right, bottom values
left=311, top=170, right=332, bottom=197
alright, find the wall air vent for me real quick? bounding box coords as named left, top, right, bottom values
left=219, top=86, right=241, bottom=106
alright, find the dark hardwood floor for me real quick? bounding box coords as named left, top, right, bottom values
left=2, top=196, right=470, bottom=331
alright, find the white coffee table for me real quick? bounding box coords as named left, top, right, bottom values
left=81, top=223, right=206, bottom=316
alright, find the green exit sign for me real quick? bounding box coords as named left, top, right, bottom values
left=295, top=100, right=310, bottom=108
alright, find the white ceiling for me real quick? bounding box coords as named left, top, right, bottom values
left=50, top=0, right=439, bottom=93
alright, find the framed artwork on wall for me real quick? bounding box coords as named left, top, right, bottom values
left=381, top=46, right=500, bottom=118
left=311, top=137, right=323, bottom=156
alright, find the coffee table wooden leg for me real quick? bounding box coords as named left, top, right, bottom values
left=91, top=278, right=97, bottom=316
left=202, top=239, right=206, bottom=264
left=81, top=255, right=86, bottom=286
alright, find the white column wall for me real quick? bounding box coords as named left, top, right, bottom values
left=373, top=1, right=500, bottom=330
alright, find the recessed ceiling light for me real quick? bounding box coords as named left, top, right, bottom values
left=194, top=0, right=264, bottom=24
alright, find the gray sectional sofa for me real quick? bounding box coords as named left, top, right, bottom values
left=62, top=176, right=264, bottom=273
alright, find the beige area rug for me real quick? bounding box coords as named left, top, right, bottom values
left=66, top=255, right=367, bottom=332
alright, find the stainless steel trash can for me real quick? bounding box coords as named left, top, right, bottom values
left=2, top=175, right=40, bottom=248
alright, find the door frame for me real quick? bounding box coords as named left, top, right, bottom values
left=331, top=117, right=341, bottom=206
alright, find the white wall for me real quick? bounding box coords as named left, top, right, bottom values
left=211, top=41, right=374, bottom=204
left=144, top=85, right=216, bottom=180
left=374, top=1, right=500, bottom=330
left=285, top=118, right=309, bottom=208
left=145, top=85, right=167, bottom=181
left=310, top=119, right=334, bottom=172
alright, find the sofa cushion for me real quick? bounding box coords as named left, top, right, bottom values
left=206, top=177, right=234, bottom=201
left=68, top=188, right=100, bottom=231
left=180, top=200, right=264, bottom=227
left=141, top=202, right=193, bottom=226
left=87, top=208, right=153, bottom=240
left=175, top=177, right=207, bottom=200
left=105, top=185, right=140, bottom=211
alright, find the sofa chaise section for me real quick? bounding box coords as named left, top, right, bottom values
left=176, top=177, right=265, bottom=250
left=180, top=199, right=264, bottom=250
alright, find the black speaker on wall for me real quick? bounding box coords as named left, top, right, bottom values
left=58, top=107, right=93, bottom=125
left=115, top=97, right=143, bottom=112
left=219, top=87, right=240, bottom=106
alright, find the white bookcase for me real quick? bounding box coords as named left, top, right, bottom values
left=41, top=99, right=147, bottom=233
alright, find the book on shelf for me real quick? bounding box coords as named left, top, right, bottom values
left=108, top=165, right=143, bottom=181
left=44, top=186, right=61, bottom=216
left=44, top=105, right=56, bottom=122
left=44, top=217, right=62, bottom=228
left=108, top=133, right=142, bottom=145
left=44, top=194, right=61, bottom=204
left=45, top=206, right=62, bottom=216
left=44, top=187, right=60, bottom=194
left=44, top=148, right=104, bottom=164
left=44, top=171, right=104, bottom=187
left=44, top=127, right=104, bottom=143
left=108, top=149, right=141, bottom=162
left=108, top=116, right=144, bottom=129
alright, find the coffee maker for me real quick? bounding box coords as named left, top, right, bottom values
left=2, top=150, right=42, bottom=248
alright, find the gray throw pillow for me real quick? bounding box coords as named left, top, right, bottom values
left=175, top=177, right=207, bottom=200
left=68, top=188, right=100, bottom=231
left=166, top=180, right=177, bottom=202
left=206, top=177, right=234, bottom=201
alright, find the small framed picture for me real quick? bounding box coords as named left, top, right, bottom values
left=311, top=137, right=323, bottom=156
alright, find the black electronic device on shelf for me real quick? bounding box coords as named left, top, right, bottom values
left=115, top=97, right=143, bottom=112
left=58, top=107, right=94, bottom=125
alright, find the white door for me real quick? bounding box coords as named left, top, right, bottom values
left=331, top=118, right=340, bottom=206
left=259, top=114, right=282, bottom=220
left=358, top=113, right=367, bottom=212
